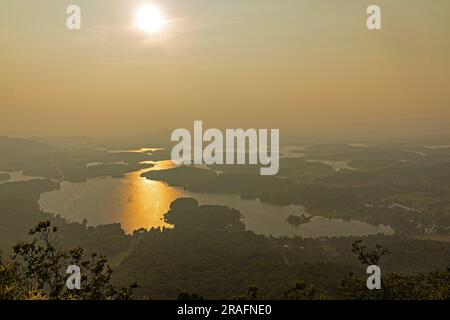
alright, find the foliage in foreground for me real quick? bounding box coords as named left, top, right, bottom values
left=339, top=240, right=450, bottom=300
left=0, top=221, right=137, bottom=300
left=1, top=221, right=449, bottom=300
left=236, top=240, right=449, bottom=300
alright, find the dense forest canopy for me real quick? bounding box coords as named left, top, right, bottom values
left=1, top=137, right=450, bottom=299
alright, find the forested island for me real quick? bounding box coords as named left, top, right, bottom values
left=286, top=214, right=312, bottom=227
left=1, top=137, right=450, bottom=299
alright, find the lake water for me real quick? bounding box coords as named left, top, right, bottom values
left=38, top=161, right=394, bottom=238
left=0, top=171, right=45, bottom=184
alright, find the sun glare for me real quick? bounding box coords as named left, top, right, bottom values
left=135, top=4, right=167, bottom=34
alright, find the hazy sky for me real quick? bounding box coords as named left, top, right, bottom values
left=1, top=0, right=449, bottom=138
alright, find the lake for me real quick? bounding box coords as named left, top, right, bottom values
left=0, top=171, right=48, bottom=184
left=38, top=160, right=394, bottom=238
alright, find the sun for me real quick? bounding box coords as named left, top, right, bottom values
left=135, top=4, right=168, bottom=34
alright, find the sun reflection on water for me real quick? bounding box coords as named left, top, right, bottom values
left=119, top=160, right=182, bottom=233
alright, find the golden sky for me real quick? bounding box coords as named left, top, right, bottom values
left=1, top=0, right=449, bottom=138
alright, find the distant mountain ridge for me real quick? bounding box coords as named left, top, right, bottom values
left=0, top=136, right=62, bottom=171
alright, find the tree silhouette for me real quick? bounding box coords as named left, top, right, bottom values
left=341, top=240, right=450, bottom=299
left=351, top=240, right=388, bottom=266
left=1, top=221, right=137, bottom=300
